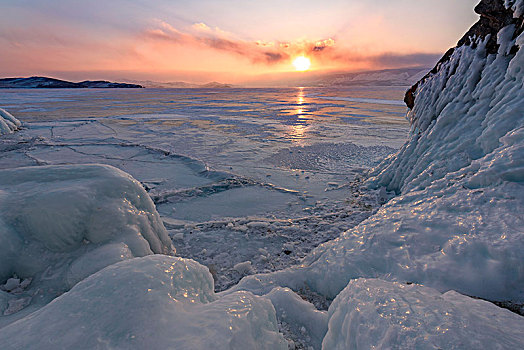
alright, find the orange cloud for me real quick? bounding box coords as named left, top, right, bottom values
left=144, top=20, right=340, bottom=65
left=142, top=20, right=439, bottom=71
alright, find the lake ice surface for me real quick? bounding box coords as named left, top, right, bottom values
left=0, top=87, right=409, bottom=291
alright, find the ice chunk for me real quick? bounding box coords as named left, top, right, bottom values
left=234, top=261, right=254, bottom=275
left=265, top=287, right=328, bottom=349
left=0, top=164, right=174, bottom=324
left=0, top=256, right=287, bottom=350
left=3, top=297, right=31, bottom=316
left=0, top=109, right=21, bottom=135
left=323, top=279, right=524, bottom=349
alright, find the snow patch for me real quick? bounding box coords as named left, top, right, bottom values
left=505, top=0, right=524, bottom=17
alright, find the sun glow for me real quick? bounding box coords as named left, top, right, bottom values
left=292, top=56, right=311, bottom=71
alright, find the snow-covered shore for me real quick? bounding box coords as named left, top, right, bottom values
left=1, top=0, right=523, bottom=348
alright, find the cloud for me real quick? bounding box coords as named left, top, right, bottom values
left=144, top=20, right=338, bottom=64
left=144, top=20, right=440, bottom=69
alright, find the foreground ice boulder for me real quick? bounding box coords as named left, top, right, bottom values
left=0, top=164, right=174, bottom=325
left=0, top=165, right=288, bottom=349
left=0, top=255, right=287, bottom=349
left=323, top=279, right=524, bottom=349
left=0, top=109, right=21, bottom=135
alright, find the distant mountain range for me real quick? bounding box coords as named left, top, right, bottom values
left=244, top=68, right=430, bottom=88
left=0, top=77, right=143, bottom=89
left=311, top=68, right=429, bottom=87
left=130, top=68, right=429, bottom=89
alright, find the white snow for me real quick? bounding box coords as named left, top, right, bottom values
left=322, top=279, right=524, bottom=349
left=0, top=109, right=21, bottom=135
left=0, top=255, right=287, bottom=349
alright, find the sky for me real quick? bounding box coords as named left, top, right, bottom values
left=0, top=0, right=480, bottom=84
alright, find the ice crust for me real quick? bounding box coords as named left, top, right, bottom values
left=322, top=279, right=524, bottom=349
left=0, top=255, right=287, bottom=350
left=0, top=164, right=174, bottom=324
left=0, top=109, right=21, bottom=135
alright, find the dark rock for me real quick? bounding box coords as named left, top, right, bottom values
left=404, top=0, right=524, bottom=109
left=459, top=0, right=516, bottom=54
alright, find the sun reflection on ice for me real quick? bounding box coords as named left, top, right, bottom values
left=288, top=87, right=310, bottom=143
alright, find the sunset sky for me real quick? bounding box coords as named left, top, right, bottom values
left=1, top=0, right=479, bottom=84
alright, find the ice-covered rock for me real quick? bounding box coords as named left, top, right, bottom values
left=0, top=109, right=21, bottom=135
left=0, top=255, right=287, bottom=349
left=235, top=0, right=524, bottom=305
left=361, top=0, right=524, bottom=302
left=322, top=279, right=524, bottom=349
left=0, top=164, right=174, bottom=324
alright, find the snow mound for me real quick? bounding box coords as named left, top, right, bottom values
left=0, top=164, right=174, bottom=324
left=0, top=255, right=287, bottom=349
left=0, top=109, right=21, bottom=135
left=323, top=279, right=524, bottom=349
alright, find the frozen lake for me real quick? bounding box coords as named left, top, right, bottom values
left=0, top=86, right=409, bottom=289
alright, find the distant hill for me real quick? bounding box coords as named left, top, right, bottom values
left=0, top=77, right=143, bottom=89
left=129, top=80, right=234, bottom=89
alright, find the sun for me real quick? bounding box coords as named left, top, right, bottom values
left=292, top=56, right=311, bottom=71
